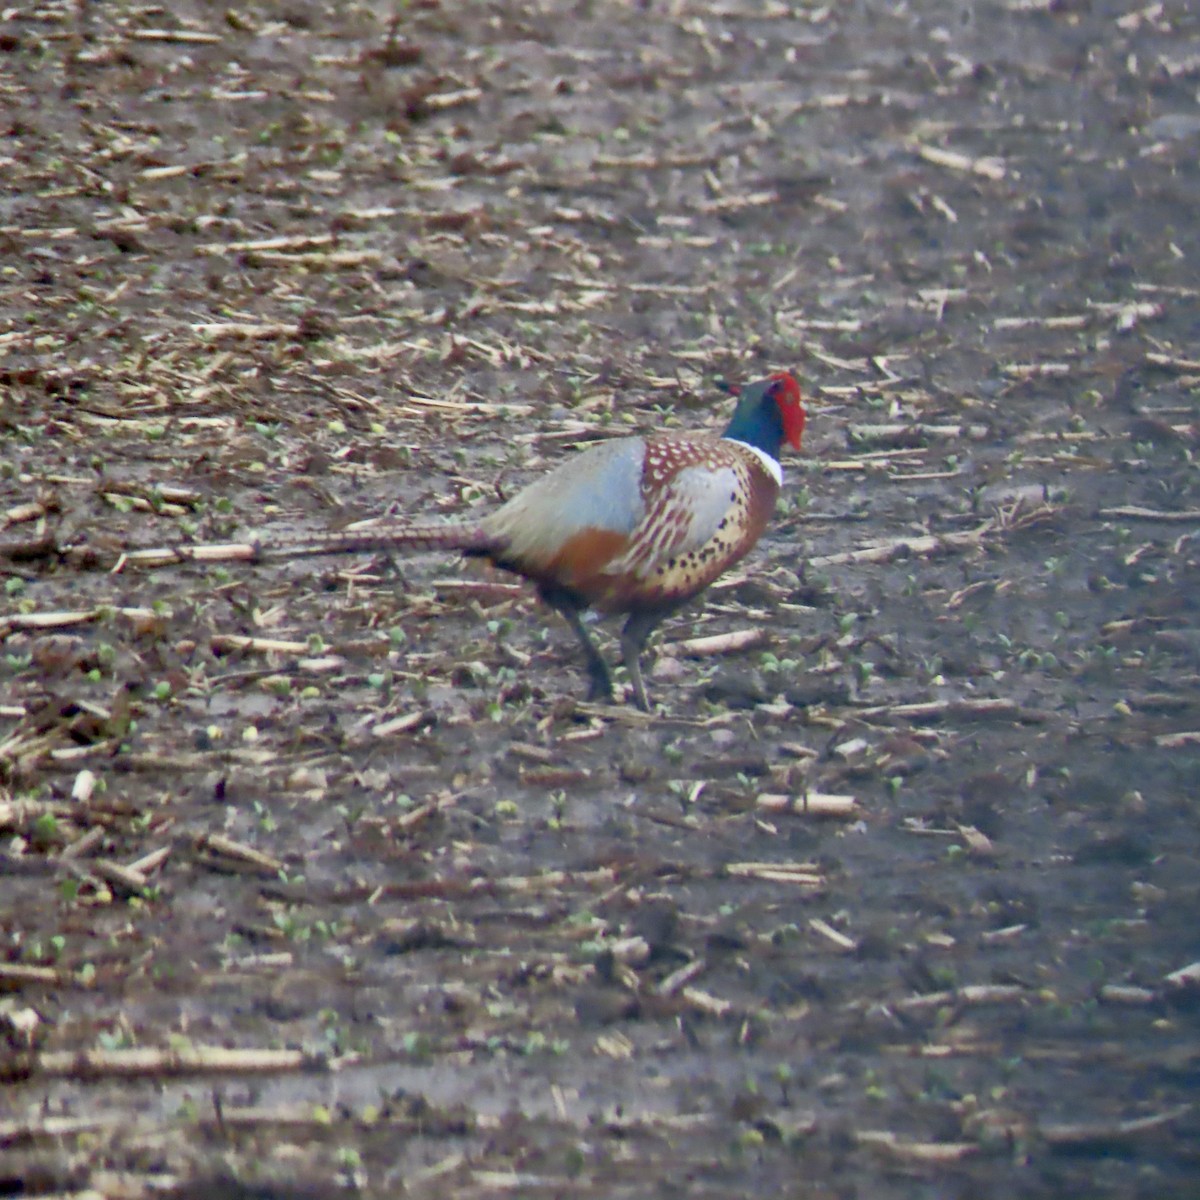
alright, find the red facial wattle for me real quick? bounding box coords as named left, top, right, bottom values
left=768, top=372, right=806, bottom=451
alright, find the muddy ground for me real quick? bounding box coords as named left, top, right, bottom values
left=1, top=0, right=1199, bottom=1196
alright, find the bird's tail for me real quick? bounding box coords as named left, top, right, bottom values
left=264, top=520, right=502, bottom=560
left=86, top=519, right=503, bottom=571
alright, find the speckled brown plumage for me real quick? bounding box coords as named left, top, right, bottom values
left=606, top=437, right=781, bottom=609
left=269, top=373, right=805, bottom=709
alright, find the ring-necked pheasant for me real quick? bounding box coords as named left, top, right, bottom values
left=274, top=372, right=805, bottom=709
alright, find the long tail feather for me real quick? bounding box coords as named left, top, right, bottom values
left=264, top=521, right=501, bottom=559
left=61, top=520, right=504, bottom=571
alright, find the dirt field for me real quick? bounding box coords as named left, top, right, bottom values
left=2, top=1, right=1199, bottom=1196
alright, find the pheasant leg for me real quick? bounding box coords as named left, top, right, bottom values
left=541, top=588, right=613, bottom=702
left=620, top=610, right=665, bottom=712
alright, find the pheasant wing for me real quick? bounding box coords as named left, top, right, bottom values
left=605, top=460, right=741, bottom=584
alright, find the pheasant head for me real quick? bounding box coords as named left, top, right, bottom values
left=721, top=372, right=805, bottom=460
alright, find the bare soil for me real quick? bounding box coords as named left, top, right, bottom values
left=2, top=1, right=1199, bottom=1197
